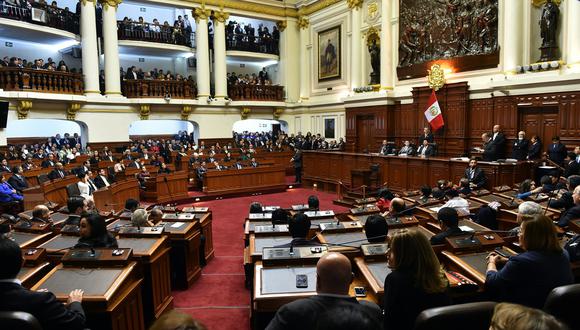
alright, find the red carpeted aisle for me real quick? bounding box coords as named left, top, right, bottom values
left=172, top=188, right=349, bottom=329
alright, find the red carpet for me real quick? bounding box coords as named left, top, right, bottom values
left=172, top=187, right=349, bottom=329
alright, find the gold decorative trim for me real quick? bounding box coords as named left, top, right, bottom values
left=531, top=0, right=561, bottom=8
left=276, top=21, right=287, bottom=32
left=428, top=64, right=445, bottom=91
left=17, top=100, right=32, bottom=119
left=364, top=26, right=380, bottom=46
left=213, top=4, right=229, bottom=23
left=241, top=107, right=251, bottom=119
left=193, top=3, right=211, bottom=23
left=181, top=105, right=193, bottom=120
left=298, top=16, right=309, bottom=29
left=140, top=104, right=151, bottom=120
left=99, top=0, right=122, bottom=10
left=273, top=108, right=284, bottom=119
left=347, top=0, right=364, bottom=10
left=187, top=0, right=341, bottom=18
left=67, top=103, right=82, bottom=120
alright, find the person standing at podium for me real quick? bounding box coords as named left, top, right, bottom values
left=547, top=136, right=567, bottom=166
left=511, top=131, right=529, bottom=161
left=0, top=238, right=86, bottom=330
left=76, top=213, right=118, bottom=248
left=418, top=127, right=434, bottom=146
left=290, top=148, right=302, bottom=184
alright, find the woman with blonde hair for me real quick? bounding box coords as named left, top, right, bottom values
left=486, top=215, right=573, bottom=309
left=131, top=208, right=153, bottom=227
left=490, top=302, right=567, bottom=330
left=384, top=228, right=451, bottom=330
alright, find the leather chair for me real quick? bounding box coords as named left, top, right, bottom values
left=66, top=183, right=81, bottom=198
left=544, top=284, right=580, bottom=330
left=414, top=301, right=496, bottom=330
left=0, top=311, right=42, bottom=330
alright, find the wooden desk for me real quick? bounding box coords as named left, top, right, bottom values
left=143, top=172, right=189, bottom=203
left=197, top=212, right=215, bottom=262
left=22, top=176, right=79, bottom=210
left=203, top=165, right=286, bottom=195
left=38, top=234, right=80, bottom=262
left=159, top=221, right=202, bottom=289
left=11, top=231, right=53, bottom=248
left=32, top=262, right=145, bottom=330
left=347, top=214, right=420, bottom=229
left=303, top=151, right=534, bottom=191
left=249, top=235, right=294, bottom=262
left=442, top=250, right=491, bottom=286
left=94, top=178, right=140, bottom=212
left=117, top=237, right=173, bottom=324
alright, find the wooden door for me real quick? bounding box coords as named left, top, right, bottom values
left=518, top=107, right=559, bottom=152
left=356, top=115, right=375, bottom=153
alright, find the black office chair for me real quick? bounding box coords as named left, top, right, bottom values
left=66, top=183, right=81, bottom=198
left=368, top=163, right=381, bottom=189
left=0, top=311, right=42, bottom=330
left=544, top=284, right=580, bottom=330
left=37, top=174, right=49, bottom=184
left=414, top=301, right=496, bottom=330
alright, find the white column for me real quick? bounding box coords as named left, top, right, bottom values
left=350, top=7, right=362, bottom=89
left=565, top=0, right=580, bottom=70
left=213, top=14, right=228, bottom=99
left=280, top=20, right=300, bottom=102
left=80, top=0, right=100, bottom=96
left=195, top=8, right=211, bottom=101
left=501, top=0, right=524, bottom=74
left=299, top=18, right=310, bottom=100
left=100, top=0, right=122, bottom=96
left=380, top=0, right=393, bottom=90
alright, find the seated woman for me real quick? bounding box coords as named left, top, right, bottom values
left=131, top=209, right=153, bottom=227
left=75, top=213, right=118, bottom=248
left=489, top=302, right=566, bottom=330
left=486, top=215, right=573, bottom=309
left=76, top=172, right=94, bottom=203
left=0, top=174, right=23, bottom=204
left=376, top=188, right=395, bottom=213
left=384, top=229, right=451, bottom=330
left=113, top=158, right=126, bottom=173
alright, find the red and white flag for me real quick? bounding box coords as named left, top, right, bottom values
left=424, top=90, right=444, bottom=132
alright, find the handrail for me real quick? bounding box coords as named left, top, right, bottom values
left=0, top=2, right=79, bottom=34
left=0, top=67, right=83, bottom=94
left=122, top=79, right=197, bottom=99
left=117, top=20, right=195, bottom=48
left=227, top=84, right=284, bottom=101
left=225, top=33, right=279, bottom=55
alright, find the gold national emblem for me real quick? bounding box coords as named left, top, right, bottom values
left=429, top=105, right=438, bottom=116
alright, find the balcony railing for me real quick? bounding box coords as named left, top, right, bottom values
left=226, top=33, right=279, bottom=56
left=0, top=2, right=79, bottom=34
left=117, top=21, right=195, bottom=48
left=228, top=85, right=284, bottom=102
left=122, top=79, right=197, bottom=99
left=0, top=67, right=83, bottom=94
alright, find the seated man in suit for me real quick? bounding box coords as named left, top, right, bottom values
left=549, top=175, right=580, bottom=210
left=463, top=158, right=487, bottom=189
left=556, top=185, right=580, bottom=227
left=148, top=208, right=164, bottom=225
left=398, top=140, right=414, bottom=156
left=364, top=215, right=388, bottom=243
left=94, top=168, right=111, bottom=189
left=379, top=140, right=393, bottom=155
left=430, top=207, right=464, bottom=245
left=8, top=166, right=28, bottom=193
left=128, top=158, right=142, bottom=169
left=31, top=204, right=51, bottom=223
left=250, top=157, right=259, bottom=168
left=564, top=151, right=580, bottom=178
left=275, top=213, right=320, bottom=248
left=212, top=161, right=225, bottom=171
left=266, top=252, right=381, bottom=330
left=0, top=239, right=86, bottom=330
left=232, top=161, right=244, bottom=170
left=41, top=153, right=56, bottom=168
left=511, top=131, right=529, bottom=161
left=63, top=196, right=87, bottom=226
left=48, top=162, right=67, bottom=180
left=0, top=159, right=11, bottom=172
left=416, top=139, right=434, bottom=158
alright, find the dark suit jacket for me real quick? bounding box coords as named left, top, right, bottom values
left=416, top=145, right=434, bottom=157
left=292, top=152, right=302, bottom=168
left=548, top=143, right=567, bottom=165
left=41, top=159, right=55, bottom=168
left=528, top=141, right=542, bottom=159
left=266, top=295, right=381, bottom=330
left=564, top=160, right=580, bottom=178
left=548, top=192, right=574, bottom=210
left=418, top=133, right=434, bottom=145
left=557, top=205, right=580, bottom=227
left=384, top=269, right=451, bottom=330
left=48, top=169, right=66, bottom=180
left=128, top=161, right=141, bottom=169
left=511, top=138, right=529, bottom=160
left=482, top=141, right=498, bottom=161
left=491, top=132, right=506, bottom=159
left=464, top=167, right=487, bottom=188
left=0, top=282, right=86, bottom=330
left=8, top=174, right=28, bottom=192
left=94, top=175, right=111, bottom=189
left=485, top=250, right=573, bottom=309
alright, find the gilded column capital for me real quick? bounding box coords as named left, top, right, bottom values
left=67, top=103, right=82, bottom=120
left=80, top=0, right=96, bottom=7
left=181, top=105, right=193, bottom=120
left=139, top=104, right=151, bottom=120
left=99, top=0, right=122, bottom=10
left=276, top=21, right=287, bottom=32
left=347, top=0, right=364, bottom=10
left=17, top=100, right=32, bottom=120
left=214, top=7, right=229, bottom=24
left=273, top=108, right=284, bottom=119
left=241, top=107, right=251, bottom=119
left=298, top=16, right=309, bottom=29
left=193, top=5, right=211, bottom=23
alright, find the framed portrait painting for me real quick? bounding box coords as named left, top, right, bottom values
left=324, top=118, right=336, bottom=139
left=318, top=26, right=341, bottom=82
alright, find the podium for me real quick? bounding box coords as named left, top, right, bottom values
left=93, top=178, right=140, bottom=212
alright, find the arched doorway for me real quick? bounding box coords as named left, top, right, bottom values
left=6, top=119, right=88, bottom=147
left=128, top=120, right=198, bottom=142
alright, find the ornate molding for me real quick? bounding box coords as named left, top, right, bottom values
left=276, top=21, right=287, bottom=32
left=427, top=64, right=446, bottom=92
left=241, top=107, right=251, bottom=119
left=99, top=0, right=122, bottom=10
left=67, top=103, right=81, bottom=120
left=139, top=104, right=151, bottom=120
left=80, top=0, right=97, bottom=7
left=193, top=3, right=211, bottom=23
left=188, top=0, right=341, bottom=18
left=364, top=26, right=380, bottom=46
left=531, top=0, right=561, bottom=7
left=17, top=100, right=32, bottom=120
left=298, top=16, right=309, bottom=29
left=273, top=108, right=284, bottom=119
left=214, top=7, right=229, bottom=23
left=347, top=0, right=364, bottom=10
left=181, top=105, right=193, bottom=120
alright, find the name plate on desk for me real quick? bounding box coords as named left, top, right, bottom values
left=304, top=210, right=335, bottom=218
left=354, top=197, right=377, bottom=204
left=249, top=213, right=272, bottom=220
left=262, top=246, right=327, bottom=266
left=162, top=213, right=196, bottom=221
left=14, top=221, right=51, bottom=233
left=291, top=204, right=309, bottom=211
left=263, top=206, right=280, bottom=212
left=361, top=243, right=388, bottom=258
left=350, top=206, right=380, bottom=215
left=254, top=225, right=289, bottom=234
left=61, top=248, right=132, bottom=267
left=181, top=207, right=209, bottom=213
left=118, top=226, right=164, bottom=237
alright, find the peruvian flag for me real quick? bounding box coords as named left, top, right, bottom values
left=424, top=90, right=444, bottom=132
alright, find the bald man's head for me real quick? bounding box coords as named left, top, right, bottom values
left=32, top=204, right=50, bottom=221
left=390, top=198, right=405, bottom=214
left=149, top=208, right=163, bottom=224
left=316, top=252, right=353, bottom=295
